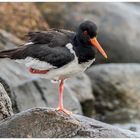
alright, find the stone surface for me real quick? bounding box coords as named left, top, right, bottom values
left=0, top=83, right=13, bottom=121
left=66, top=73, right=96, bottom=116
left=0, top=108, right=139, bottom=138
left=114, top=123, right=140, bottom=133
left=40, top=2, right=140, bottom=64
left=86, top=64, right=140, bottom=123
left=0, top=3, right=49, bottom=40
left=0, top=29, right=23, bottom=50
left=0, top=78, right=19, bottom=113
left=66, top=73, right=94, bottom=103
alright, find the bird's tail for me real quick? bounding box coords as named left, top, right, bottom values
left=0, top=48, right=18, bottom=59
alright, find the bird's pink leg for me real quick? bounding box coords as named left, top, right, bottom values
left=59, top=79, right=64, bottom=110
left=56, top=80, right=72, bottom=115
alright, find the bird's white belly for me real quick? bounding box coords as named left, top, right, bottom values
left=33, top=58, right=95, bottom=80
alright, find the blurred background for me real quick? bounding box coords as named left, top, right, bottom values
left=0, top=2, right=140, bottom=133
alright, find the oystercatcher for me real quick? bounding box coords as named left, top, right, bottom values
left=0, top=20, right=107, bottom=114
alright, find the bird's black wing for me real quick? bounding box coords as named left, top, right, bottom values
left=26, top=29, right=76, bottom=47
left=0, top=29, right=76, bottom=68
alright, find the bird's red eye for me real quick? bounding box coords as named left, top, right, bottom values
left=83, top=31, right=88, bottom=35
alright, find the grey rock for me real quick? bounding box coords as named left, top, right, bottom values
left=66, top=73, right=96, bottom=116
left=86, top=64, right=140, bottom=123
left=66, top=73, right=94, bottom=103
left=0, top=83, right=13, bottom=120
left=12, top=81, right=47, bottom=111
left=0, top=108, right=139, bottom=138
left=0, top=78, right=18, bottom=113
left=42, top=2, right=140, bottom=64
left=0, top=29, right=22, bottom=50
left=114, top=123, right=140, bottom=133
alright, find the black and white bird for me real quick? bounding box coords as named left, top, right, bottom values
left=0, top=20, right=107, bottom=114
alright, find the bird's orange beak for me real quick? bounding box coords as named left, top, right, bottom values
left=90, top=37, right=107, bottom=59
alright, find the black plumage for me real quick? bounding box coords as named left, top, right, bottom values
left=27, top=29, right=75, bottom=46
left=73, top=36, right=95, bottom=64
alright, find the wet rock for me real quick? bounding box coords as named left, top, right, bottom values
left=0, top=107, right=139, bottom=138
left=86, top=64, right=140, bottom=123
left=40, top=2, right=140, bottom=64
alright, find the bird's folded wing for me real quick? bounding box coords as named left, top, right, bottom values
left=26, top=29, right=75, bottom=47
left=0, top=29, right=75, bottom=70
left=0, top=44, right=75, bottom=70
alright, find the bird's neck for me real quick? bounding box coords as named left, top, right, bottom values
left=73, top=36, right=95, bottom=64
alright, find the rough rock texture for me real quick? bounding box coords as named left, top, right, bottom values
left=0, top=3, right=49, bottom=40
left=0, top=78, right=18, bottom=113
left=0, top=83, right=13, bottom=121
left=39, top=2, right=140, bottom=64
left=86, top=64, right=140, bottom=123
left=66, top=73, right=96, bottom=116
left=0, top=108, right=139, bottom=138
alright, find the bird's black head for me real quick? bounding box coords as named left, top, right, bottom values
left=77, top=20, right=97, bottom=43
left=76, top=20, right=107, bottom=59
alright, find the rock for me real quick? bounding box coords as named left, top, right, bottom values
left=0, top=82, right=13, bottom=121
left=86, top=64, right=140, bottom=123
left=0, top=3, right=49, bottom=40
left=0, top=30, right=82, bottom=114
left=66, top=73, right=94, bottom=103
left=36, top=3, right=68, bottom=28
left=40, top=3, right=140, bottom=63
left=0, top=29, right=23, bottom=50
left=114, top=123, right=140, bottom=133
left=128, top=2, right=140, bottom=7
left=66, top=73, right=96, bottom=116
left=0, top=108, right=139, bottom=138
left=0, top=78, right=19, bottom=113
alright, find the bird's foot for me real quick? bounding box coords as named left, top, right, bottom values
left=56, top=107, right=72, bottom=115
